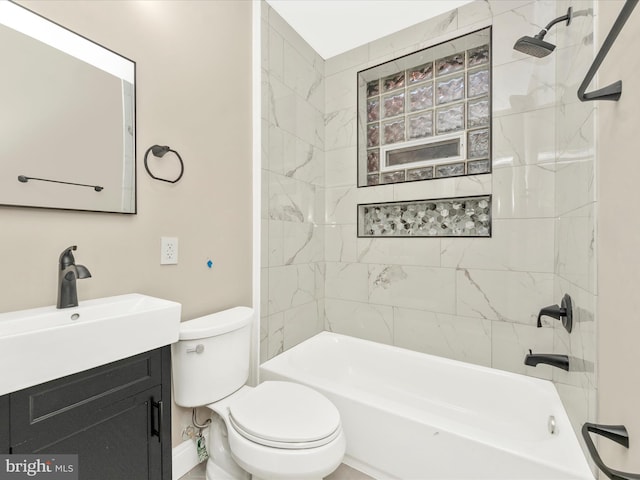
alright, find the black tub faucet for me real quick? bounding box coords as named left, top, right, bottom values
left=524, top=350, right=570, bottom=371
left=57, top=245, right=92, bottom=309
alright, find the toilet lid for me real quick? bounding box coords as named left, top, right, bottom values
left=228, top=381, right=341, bottom=449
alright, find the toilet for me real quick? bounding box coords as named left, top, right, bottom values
left=172, top=307, right=346, bottom=480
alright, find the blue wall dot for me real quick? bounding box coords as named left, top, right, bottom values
left=207, top=259, right=213, bottom=269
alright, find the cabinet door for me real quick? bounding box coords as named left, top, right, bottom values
left=10, top=348, right=168, bottom=479
left=12, top=386, right=162, bottom=480
left=0, top=395, right=8, bottom=454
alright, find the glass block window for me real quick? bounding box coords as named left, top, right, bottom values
left=358, top=28, right=491, bottom=187
left=358, top=195, right=492, bottom=237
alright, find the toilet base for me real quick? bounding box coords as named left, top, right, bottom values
left=205, top=414, right=250, bottom=480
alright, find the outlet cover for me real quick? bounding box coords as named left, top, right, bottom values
left=161, top=237, right=178, bottom=265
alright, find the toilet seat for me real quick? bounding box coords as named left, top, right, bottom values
left=228, top=381, right=342, bottom=449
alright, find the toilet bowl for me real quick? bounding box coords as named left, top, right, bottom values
left=172, top=307, right=345, bottom=480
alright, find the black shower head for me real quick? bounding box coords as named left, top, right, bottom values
left=513, top=35, right=556, bottom=58
left=513, top=7, right=572, bottom=58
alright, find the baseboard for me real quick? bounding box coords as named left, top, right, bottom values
left=172, top=440, right=200, bottom=479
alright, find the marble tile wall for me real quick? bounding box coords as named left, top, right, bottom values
left=322, top=0, right=561, bottom=382
left=321, top=0, right=596, bottom=442
left=260, top=3, right=325, bottom=362
left=261, top=0, right=596, bottom=452
left=552, top=0, right=597, bottom=450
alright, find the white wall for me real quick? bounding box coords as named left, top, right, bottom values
left=260, top=2, right=326, bottom=361
left=5, top=0, right=253, bottom=447
left=597, top=0, right=640, bottom=472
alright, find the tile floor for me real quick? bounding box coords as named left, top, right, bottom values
left=178, top=462, right=374, bottom=480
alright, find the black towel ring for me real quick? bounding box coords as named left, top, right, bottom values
left=144, top=145, right=184, bottom=183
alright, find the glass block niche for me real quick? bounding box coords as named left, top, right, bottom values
left=358, top=195, right=491, bottom=237
left=358, top=28, right=491, bottom=187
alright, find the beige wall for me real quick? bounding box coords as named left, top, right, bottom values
left=597, top=0, right=640, bottom=473
left=4, top=1, right=252, bottom=447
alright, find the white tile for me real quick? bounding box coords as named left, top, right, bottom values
left=325, top=146, right=357, bottom=189
left=268, top=264, right=315, bottom=314
left=392, top=174, right=491, bottom=202
left=493, top=59, right=556, bottom=118
left=441, top=218, right=554, bottom=273
left=325, top=186, right=356, bottom=225
left=555, top=203, right=596, bottom=294
left=492, top=108, right=556, bottom=169
left=283, top=138, right=323, bottom=186
left=356, top=184, right=394, bottom=205
left=357, top=237, right=441, bottom=267
left=325, top=107, right=357, bottom=151
left=368, top=265, right=456, bottom=313
left=268, top=75, right=297, bottom=135
left=268, top=6, right=321, bottom=66
left=492, top=165, right=555, bottom=219
left=368, top=10, right=459, bottom=66
left=325, top=225, right=357, bottom=263
left=315, top=262, right=325, bottom=300
left=268, top=172, right=316, bottom=223
left=555, top=157, right=594, bottom=217
left=324, top=298, right=393, bottom=345
left=325, top=262, right=369, bottom=303
left=394, top=308, right=492, bottom=366
left=283, top=41, right=324, bottom=112
left=491, top=320, right=554, bottom=380
left=283, top=222, right=321, bottom=265
left=268, top=219, right=284, bottom=266
left=456, top=269, right=554, bottom=324
left=556, top=102, right=595, bottom=161
left=268, top=27, right=284, bottom=81
left=266, top=312, right=284, bottom=359
left=325, top=44, right=369, bottom=76
left=295, top=99, right=324, bottom=149
left=325, top=68, right=357, bottom=113
left=283, top=301, right=321, bottom=350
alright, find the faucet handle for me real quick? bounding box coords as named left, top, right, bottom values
left=59, top=245, right=78, bottom=268
left=536, top=294, right=573, bottom=333
left=537, top=304, right=564, bottom=326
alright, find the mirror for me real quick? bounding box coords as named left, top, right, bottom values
left=0, top=1, right=136, bottom=213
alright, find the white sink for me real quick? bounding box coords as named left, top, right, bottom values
left=0, top=293, right=181, bottom=396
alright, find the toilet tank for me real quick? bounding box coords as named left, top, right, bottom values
left=172, top=306, right=253, bottom=407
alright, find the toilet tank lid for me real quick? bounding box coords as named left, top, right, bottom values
left=179, top=307, right=253, bottom=340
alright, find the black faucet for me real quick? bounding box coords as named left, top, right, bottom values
left=57, top=245, right=91, bottom=309
left=537, top=294, right=573, bottom=333
left=524, top=350, right=570, bottom=371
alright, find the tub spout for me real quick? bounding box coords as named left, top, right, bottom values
left=524, top=350, right=569, bottom=371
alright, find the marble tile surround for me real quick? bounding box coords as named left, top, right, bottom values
left=262, top=0, right=597, bottom=450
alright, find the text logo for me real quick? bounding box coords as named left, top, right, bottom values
left=0, top=455, right=77, bottom=480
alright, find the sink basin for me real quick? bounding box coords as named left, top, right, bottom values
left=0, top=293, right=181, bottom=396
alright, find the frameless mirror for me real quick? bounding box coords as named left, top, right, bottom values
left=0, top=1, right=136, bottom=213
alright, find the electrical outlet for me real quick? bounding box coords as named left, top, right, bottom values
left=160, top=237, right=178, bottom=265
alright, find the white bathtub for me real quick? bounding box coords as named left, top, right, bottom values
left=260, top=332, right=594, bottom=480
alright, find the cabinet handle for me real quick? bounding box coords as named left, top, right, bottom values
left=151, top=398, right=163, bottom=443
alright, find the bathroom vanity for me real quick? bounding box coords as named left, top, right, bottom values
left=0, top=293, right=181, bottom=480
left=0, top=347, right=172, bottom=479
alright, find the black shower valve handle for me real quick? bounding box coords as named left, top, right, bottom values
left=536, top=304, right=566, bottom=327
left=536, top=294, right=573, bottom=333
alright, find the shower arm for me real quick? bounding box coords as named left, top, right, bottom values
left=536, top=9, right=572, bottom=38
left=578, top=0, right=639, bottom=102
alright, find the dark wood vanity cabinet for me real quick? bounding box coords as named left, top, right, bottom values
left=0, top=394, right=9, bottom=454
left=0, top=346, right=172, bottom=479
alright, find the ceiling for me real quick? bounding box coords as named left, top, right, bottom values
left=265, top=0, right=475, bottom=59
